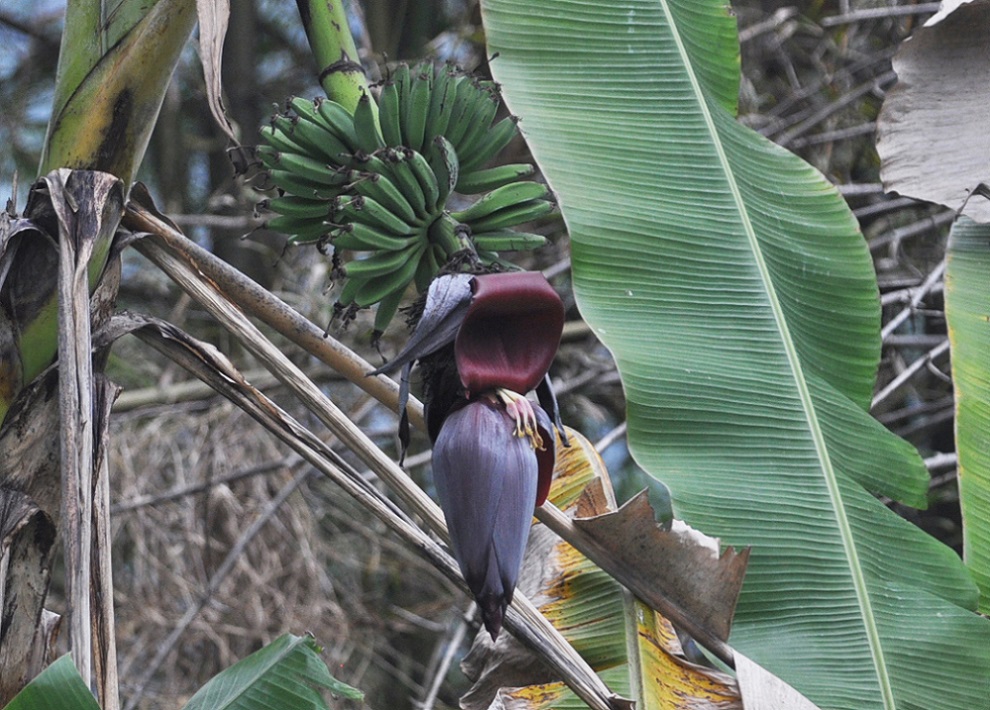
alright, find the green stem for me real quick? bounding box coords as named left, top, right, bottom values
left=295, top=0, right=370, bottom=113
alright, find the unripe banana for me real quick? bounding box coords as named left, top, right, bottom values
left=315, top=98, right=361, bottom=152
left=336, top=271, right=365, bottom=306
left=287, top=96, right=322, bottom=123
left=334, top=195, right=417, bottom=236
left=345, top=240, right=421, bottom=279
left=470, top=230, right=549, bottom=251
left=379, top=80, right=403, bottom=147
left=428, top=212, right=467, bottom=257
left=462, top=199, right=555, bottom=233
left=444, top=78, right=488, bottom=150
left=266, top=168, right=339, bottom=199
left=267, top=195, right=333, bottom=219
left=424, top=64, right=452, bottom=148
left=413, top=243, right=439, bottom=292
left=460, top=116, right=519, bottom=173
left=283, top=113, right=353, bottom=165
left=266, top=149, right=342, bottom=187
left=384, top=150, right=429, bottom=220
left=455, top=163, right=535, bottom=194
left=269, top=115, right=326, bottom=159
left=350, top=172, right=420, bottom=226
left=404, top=68, right=432, bottom=152
left=450, top=181, right=550, bottom=223
left=426, top=136, right=459, bottom=206
left=353, top=91, right=386, bottom=154
left=267, top=214, right=330, bottom=244
left=260, top=124, right=308, bottom=156
left=456, top=93, right=500, bottom=160
left=405, top=148, right=441, bottom=212
left=331, top=222, right=415, bottom=251
left=353, top=241, right=425, bottom=307
left=373, top=284, right=407, bottom=335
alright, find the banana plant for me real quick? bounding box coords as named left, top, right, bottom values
left=1, top=0, right=197, bottom=423
left=478, top=0, right=990, bottom=708
left=0, top=0, right=196, bottom=702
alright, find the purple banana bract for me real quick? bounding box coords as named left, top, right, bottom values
left=371, top=271, right=566, bottom=638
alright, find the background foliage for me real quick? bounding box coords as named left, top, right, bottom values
left=0, top=1, right=976, bottom=707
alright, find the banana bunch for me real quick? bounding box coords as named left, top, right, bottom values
left=258, top=63, right=556, bottom=334
left=378, top=63, right=534, bottom=194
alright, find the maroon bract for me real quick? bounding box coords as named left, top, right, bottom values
left=455, top=272, right=565, bottom=396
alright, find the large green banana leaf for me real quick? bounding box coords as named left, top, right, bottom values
left=2, top=637, right=360, bottom=710
left=181, top=634, right=362, bottom=709
left=2, top=656, right=100, bottom=710
left=479, top=1, right=990, bottom=708
left=945, top=217, right=990, bottom=613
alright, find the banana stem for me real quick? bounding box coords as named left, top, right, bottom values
left=295, top=0, right=370, bottom=113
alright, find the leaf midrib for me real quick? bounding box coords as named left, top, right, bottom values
left=652, top=0, right=894, bottom=706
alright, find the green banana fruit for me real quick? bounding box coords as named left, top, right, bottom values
left=351, top=172, right=419, bottom=226
left=456, top=91, right=500, bottom=161
left=455, top=163, right=534, bottom=194
left=443, top=77, right=486, bottom=149
left=373, top=284, right=406, bottom=335
left=345, top=240, right=421, bottom=279
left=334, top=195, right=417, bottom=236
left=261, top=147, right=340, bottom=187
left=315, top=97, right=362, bottom=152
left=450, top=181, right=550, bottom=223
left=353, top=91, right=386, bottom=154
left=354, top=241, right=425, bottom=307
left=267, top=214, right=330, bottom=244
left=267, top=168, right=340, bottom=199
left=331, top=222, right=415, bottom=251
left=460, top=115, right=519, bottom=173
left=285, top=113, right=354, bottom=165
left=428, top=212, right=467, bottom=257
left=269, top=115, right=327, bottom=158
left=379, top=79, right=403, bottom=147
left=383, top=150, right=429, bottom=220
left=413, top=243, right=439, bottom=292
left=268, top=195, right=333, bottom=219
left=405, top=148, right=441, bottom=212
left=470, top=230, right=549, bottom=251
left=258, top=60, right=555, bottom=327
left=423, top=64, right=452, bottom=148
left=462, top=199, right=555, bottom=233
left=404, top=67, right=432, bottom=152
left=426, top=136, right=458, bottom=206
left=260, top=124, right=308, bottom=156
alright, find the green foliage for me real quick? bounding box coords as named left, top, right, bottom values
left=182, top=634, right=363, bottom=709
left=945, top=217, right=990, bottom=613
left=3, top=656, right=101, bottom=710
left=479, top=0, right=990, bottom=707
left=3, top=636, right=361, bottom=710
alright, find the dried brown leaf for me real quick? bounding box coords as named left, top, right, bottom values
left=877, top=0, right=990, bottom=222
left=195, top=0, right=238, bottom=145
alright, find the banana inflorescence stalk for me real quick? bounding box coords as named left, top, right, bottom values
left=258, top=62, right=555, bottom=335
